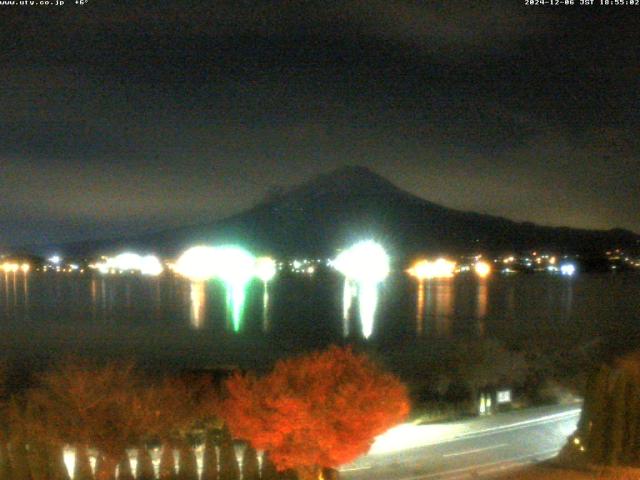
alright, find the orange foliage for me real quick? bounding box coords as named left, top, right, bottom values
left=140, top=374, right=218, bottom=441
left=28, top=360, right=148, bottom=457
left=221, top=346, right=410, bottom=472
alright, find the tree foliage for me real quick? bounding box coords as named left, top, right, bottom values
left=574, top=350, right=640, bottom=466
left=27, top=360, right=152, bottom=480
left=220, top=345, right=410, bottom=475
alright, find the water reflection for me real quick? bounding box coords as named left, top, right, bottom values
left=189, top=282, right=206, bottom=329
left=476, top=281, right=488, bottom=320
left=342, top=279, right=357, bottom=337
left=358, top=281, right=380, bottom=339
left=431, top=279, right=454, bottom=337
left=560, top=278, right=574, bottom=321
left=4, top=271, right=636, bottom=358
left=262, top=282, right=270, bottom=332
left=12, top=273, right=17, bottom=306
left=22, top=274, right=28, bottom=309
left=0, top=270, right=29, bottom=309
left=415, top=280, right=425, bottom=336
left=100, top=278, right=107, bottom=312
left=225, top=282, right=249, bottom=332
left=413, top=278, right=456, bottom=337
left=3, top=271, right=9, bottom=306
left=476, top=280, right=488, bottom=336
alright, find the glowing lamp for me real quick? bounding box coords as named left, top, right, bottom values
left=333, top=240, right=390, bottom=339
left=140, top=255, right=163, bottom=276
left=3, top=263, right=19, bottom=273
left=560, top=263, right=576, bottom=276
left=474, top=261, right=491, bottom=278
left=407, top=260, right=431, bottom=280
left=333, top=240, right=390, bottom=283
left=113, top=252, right=142, bottom=271
left=212, top=246, right=255, bottom=284
left=432, top=258, right=456, bottom=278
left=407, top=258, right=456, bottom=280
left=175, top=246, right=219, bottom=281
left=254, top=256, right=276, bottom=282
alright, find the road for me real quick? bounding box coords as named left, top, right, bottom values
left=341, top=405, right=581, bottom=480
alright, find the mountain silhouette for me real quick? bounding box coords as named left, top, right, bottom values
left=26, top=166, right=640, bottom=259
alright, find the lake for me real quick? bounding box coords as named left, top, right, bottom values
left=0, top=270, right=638, bottom=371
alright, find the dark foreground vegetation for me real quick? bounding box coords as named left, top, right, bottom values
left=502, top=347, right=640, bottom=480
left=0, top=346, right=409, bottom=480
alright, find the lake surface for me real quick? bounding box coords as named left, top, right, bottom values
left=0, top=270, right=638, bottom=370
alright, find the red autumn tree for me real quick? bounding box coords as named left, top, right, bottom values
left=220, top=346, right=410, bottom=480
left=29, top=360, right=151, bottom=480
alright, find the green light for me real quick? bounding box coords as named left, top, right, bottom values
left=262, top=283, right=270, bottom=332
left=225, top=280, right=248, bottom=332
left=214, top=246, right=255, bottom=332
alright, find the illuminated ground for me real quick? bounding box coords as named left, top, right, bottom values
left=342, top=404, right=581, bottom=480
left=494, top=466, right=640, bottom=480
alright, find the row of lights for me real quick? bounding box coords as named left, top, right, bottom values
left=1, top=262, right=30, bottom=273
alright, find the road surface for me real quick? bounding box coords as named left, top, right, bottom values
left=341, top=405, right=581, bottom=480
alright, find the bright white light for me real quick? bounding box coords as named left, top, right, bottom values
left=175, top=246, right=220, bottom=281
left=93, top=252, right=164, bottom=276
left=254, top=257, right=277, bottom=282
left=334, top=241, right=389, bottom=339
left=333, top=240, right=390, bottom=283
left=189, top=281, right=206, bottom=329
left=113, top=252, right=142, bottom=271
left=63, top=446, right=75, bottom=479
left=407, top=260, right=433, bottom=280
left=560, top=263, right=576, bottom=276
left=96, top=263, right=109, bottom=274
left=358, top=281, right=380, bottom=339
left=474, top=261, right=491, bottom=278
left=140, top=255, right=163, bottom=276
left=213, top=246, right=255, bottom=285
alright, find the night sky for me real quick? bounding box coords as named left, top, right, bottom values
left=1, top=1, right=638, bottom=247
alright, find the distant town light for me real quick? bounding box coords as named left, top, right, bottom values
left=113, top=252, right=142, bottom=271
left=474, top=261, right=491, bottom=278
left=407, top=260, right=432, bottom=281
left=1, top=262, right=19, bottom=273
left=560, top=263, right=576, bottom=276
left=48, top=255, right=61, bottom=265
left=407, top=258, right=456, bottom=280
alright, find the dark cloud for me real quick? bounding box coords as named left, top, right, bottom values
left=0, top=1, right=638, bottom=246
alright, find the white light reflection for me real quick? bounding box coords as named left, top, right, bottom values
left=333, top=241, right=389, bottom=339
left=189, top=282, right=206, bottom=329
